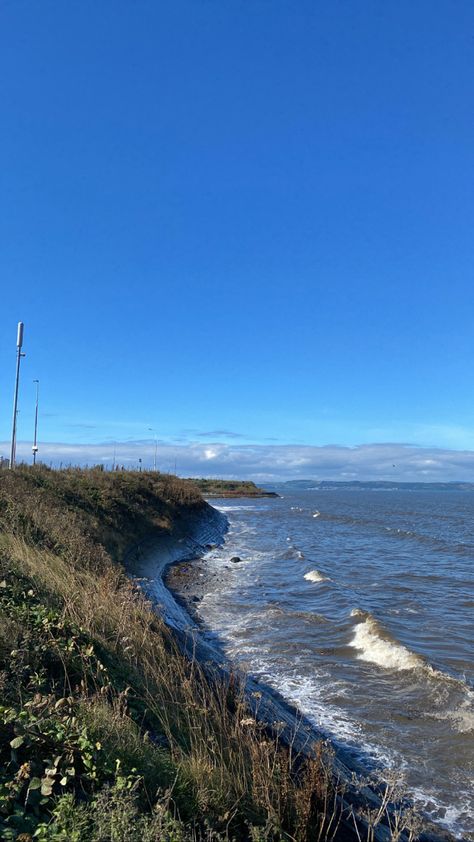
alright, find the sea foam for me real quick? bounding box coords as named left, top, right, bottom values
left=431, top=696, right=474, bottom=733
left=349, top=611, right=423, bottom=671
left=304, top=569, right=329, bottom=583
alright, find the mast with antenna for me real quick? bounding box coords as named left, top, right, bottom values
left=9, top=322, right=25, bottom=469
left=32, top=379, right=39, bottom=465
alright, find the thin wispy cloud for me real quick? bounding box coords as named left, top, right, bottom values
left=195, top=430, right=246, bottom=439
left=3, top=441, right=474, bottom=483
left=181, top=429, right=247, bottom=440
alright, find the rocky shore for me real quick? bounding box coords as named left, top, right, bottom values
left=134, top=507, right=454, bottom=842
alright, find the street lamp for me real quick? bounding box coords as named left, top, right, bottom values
left=9, top=322, right=25, bottom=469
left=32, top=379, right=39, bottom=465
left=148, top=427, right=157, bottom=471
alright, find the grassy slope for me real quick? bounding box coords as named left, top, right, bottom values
left=0, top=467, right=330, bottom=842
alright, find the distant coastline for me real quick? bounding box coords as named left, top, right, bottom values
left=264, top=479, right=474, bottom=492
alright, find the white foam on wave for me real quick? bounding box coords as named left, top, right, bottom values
left=304, top=569, right=329, bottom=583
left=264, top=670, right=396, bottom=768
left=410, top=783, right=474, bottom=838
left=349, top=611, right=423, bottom=671
left=446, top=704, right=474, bottom=734
left=430, top=695, right=474, bottom=734
left=350, top=613, right=474, bottom=707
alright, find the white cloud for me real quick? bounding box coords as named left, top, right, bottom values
left=3, top=440, right=474, bottom=482
left=203, top=447, right=220, bottom=460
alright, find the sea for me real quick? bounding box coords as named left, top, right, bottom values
left=193, top=490, right=473, bottom=838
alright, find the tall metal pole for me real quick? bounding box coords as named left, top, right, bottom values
left=32, top=379, right=39, bottom=465
left=148, top=427, right=157, bottom=471
left=12, top=411, right=19, bottom=466
left=9, top=322, right=25, bottom=470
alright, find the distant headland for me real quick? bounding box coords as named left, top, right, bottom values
left=185, top=478, right=279, bottom=497
left=263, top=479, right=474, bottom=491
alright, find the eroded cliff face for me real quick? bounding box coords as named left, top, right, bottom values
left=125, top=502, right=228, bottom=629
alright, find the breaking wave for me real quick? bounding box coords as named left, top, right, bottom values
left=349, top=611, right=425, bottom=671
left=304, top=569, right=329, bottom=583
left=349, top=608, right=474, bottom=710
left=198, top=490, right=474, bottom=837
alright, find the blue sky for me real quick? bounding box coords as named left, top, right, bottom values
left=1, top=1, right=474, bottom=477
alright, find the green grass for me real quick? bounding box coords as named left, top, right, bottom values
left=0, top=466, right=331, bottom=842
left=183, top=479, right=273, bottom=497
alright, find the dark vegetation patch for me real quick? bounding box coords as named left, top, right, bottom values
left=184, top=479, right=277, bottom=498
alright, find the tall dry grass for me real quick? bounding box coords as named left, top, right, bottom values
left=0, top=466, right=338, bottom=841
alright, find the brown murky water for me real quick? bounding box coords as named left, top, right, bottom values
left=191, top=491, right=473, bottom=838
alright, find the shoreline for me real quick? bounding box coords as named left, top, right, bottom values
left=202, top=490, right=280, bottom=498
left=127, top=503, right=455, bottom=842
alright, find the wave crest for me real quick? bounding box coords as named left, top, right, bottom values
left=304, top=569, right=329, bottom=583
left=349, top=612, right=424, bottom=671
